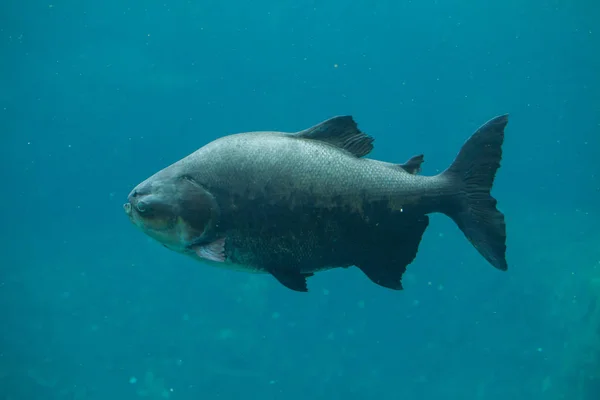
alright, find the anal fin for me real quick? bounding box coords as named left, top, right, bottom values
left=268, top=269, right=314, bottom=292
left=356, top=214, right=429, bottom=290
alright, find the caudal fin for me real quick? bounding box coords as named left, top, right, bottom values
left=441, top=114, right=509, bottom=271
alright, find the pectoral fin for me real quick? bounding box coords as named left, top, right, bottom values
left=194, top=238, right=226, bottom=262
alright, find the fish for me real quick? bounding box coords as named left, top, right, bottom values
left=124, top=114, right=509, bottom=292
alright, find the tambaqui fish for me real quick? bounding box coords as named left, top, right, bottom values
left=124, top=114, right=509, bottom=292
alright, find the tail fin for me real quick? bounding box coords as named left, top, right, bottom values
left=441, top=114, right=509, bottom=271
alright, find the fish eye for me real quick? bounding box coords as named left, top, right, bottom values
left=136, top=200, right=149, bottom=213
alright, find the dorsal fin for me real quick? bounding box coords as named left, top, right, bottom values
left=398, top=154, right=424, bottom=174
left=293, top=116, right=374, bottom=157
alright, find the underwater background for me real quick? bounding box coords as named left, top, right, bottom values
left=1, top=0, right=599, bottom=399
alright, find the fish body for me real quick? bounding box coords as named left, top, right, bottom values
left=124, top=115, right=508, bottom=292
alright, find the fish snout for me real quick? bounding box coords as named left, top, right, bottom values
left=125, top=189, right=138, bottom=213
left=126, top=188, right=147, bottom=213
left=125, top=187, right=146, bottom=218
left=126, top=195, right=150, bottom=216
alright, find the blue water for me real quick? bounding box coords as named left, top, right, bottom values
left=1, top=1, right=599, bottom=399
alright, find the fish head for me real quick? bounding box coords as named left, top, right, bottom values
left=124, top=170, right=220, bottom=255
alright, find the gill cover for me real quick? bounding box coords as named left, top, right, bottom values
left=174, top=176, right=221, bottom=246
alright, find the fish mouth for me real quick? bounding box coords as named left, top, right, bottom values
left=123, top=203, right=137, bottom=225
left=123, top=202, right=132, bottom=216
